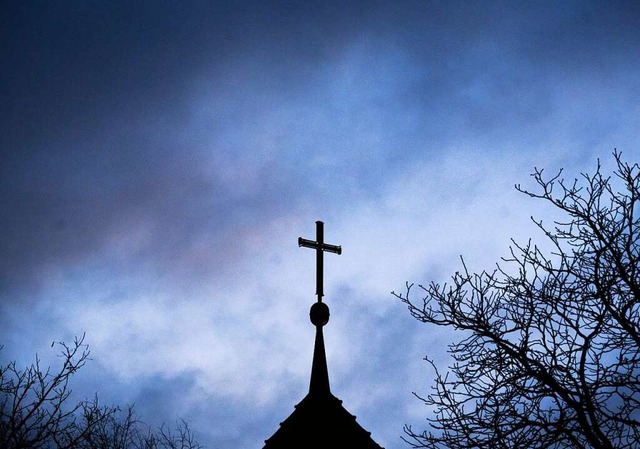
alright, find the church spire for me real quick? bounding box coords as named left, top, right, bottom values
left=262, top=220, right=384, bottom=449
left=298, top=221, right=341, bottom=396
left=309, top=302, right=331, bottom=396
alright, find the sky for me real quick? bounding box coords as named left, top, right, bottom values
left=2, top=1, right=640, bottom=448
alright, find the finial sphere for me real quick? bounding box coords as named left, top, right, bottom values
left=310, top=302, right=330, bottom=326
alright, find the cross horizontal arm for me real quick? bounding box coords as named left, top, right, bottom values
left=298, top=238, right=342, bottom=254
left=298, top=237, right=317, bottom=248
left=321, top=243, right=342, bottom=254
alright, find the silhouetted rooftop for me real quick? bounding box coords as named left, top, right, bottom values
left=262, top=324, right=384, bottom=449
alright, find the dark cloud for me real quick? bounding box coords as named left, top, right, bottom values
left=1, top=1, right=376, bottom=299
left=2, top=0, right=639, bottom=339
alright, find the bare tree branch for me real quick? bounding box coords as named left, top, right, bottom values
left=394, top=152, right=640, bottom=449
left=0, top=336, right=203, bottom=449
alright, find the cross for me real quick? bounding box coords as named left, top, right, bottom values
left=298, top=221, right=342, bottom=302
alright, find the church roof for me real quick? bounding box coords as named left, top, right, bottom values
left=262, top=324, right=384, bottom=449
left=262, top=391, right=383, bottom=449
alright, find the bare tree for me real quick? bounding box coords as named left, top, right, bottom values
left=0, top=335, right=202, bottom=449
left=394, top=152, right=640, bottom=449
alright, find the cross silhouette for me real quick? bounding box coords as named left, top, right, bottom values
left=298, top=221, right=342, bottom=301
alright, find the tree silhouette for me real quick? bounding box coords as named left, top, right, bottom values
left=395, top=152, right=640, bottom=449
left=0, top=335, right=202, bottom=449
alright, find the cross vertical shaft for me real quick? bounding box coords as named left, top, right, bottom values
left=298, top=221, right=342, bottom=302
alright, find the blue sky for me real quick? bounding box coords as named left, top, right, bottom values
left=2, top=1, right=640, bottom=448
